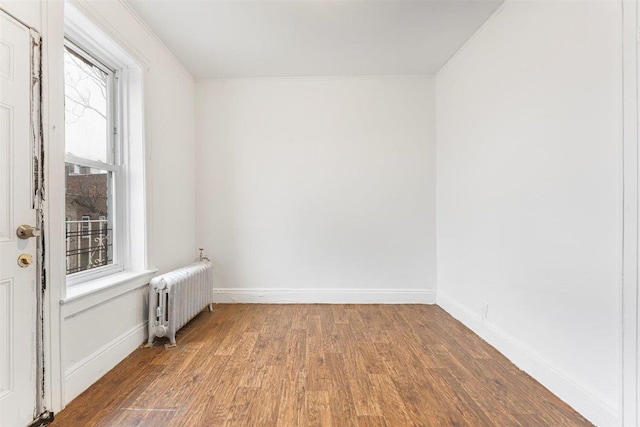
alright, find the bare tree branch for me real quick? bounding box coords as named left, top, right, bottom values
left=64, top=48, right=108, bottom=124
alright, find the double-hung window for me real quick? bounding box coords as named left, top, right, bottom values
left=64, top=40, right=122, bottom=282
left=62, top=4, right=151, bottom=296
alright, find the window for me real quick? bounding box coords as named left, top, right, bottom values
left=63, top=4, right=150, bottom=291
left=64, top=40, right=121, bottom=281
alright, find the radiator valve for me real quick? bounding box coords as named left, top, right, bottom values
left=198, top=248, right=211, bottom=262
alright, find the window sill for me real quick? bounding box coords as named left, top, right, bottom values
left=61, top=269, right=157, bottom=318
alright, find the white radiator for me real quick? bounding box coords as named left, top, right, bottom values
left=146, top=261, right=213, bottom=347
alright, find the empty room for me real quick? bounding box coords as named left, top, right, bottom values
left=0, top=0, right=638, bottom=426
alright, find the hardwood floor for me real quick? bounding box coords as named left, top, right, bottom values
left=51, top=304, right=592, bottom=426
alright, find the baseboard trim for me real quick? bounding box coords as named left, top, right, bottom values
left=63, top=322, right=147, bottom=405
left=59, top=289, right=617, bottom=425
left=436, top=292, right=619, bottom=427
left=213, top=288, right=437, bottom=304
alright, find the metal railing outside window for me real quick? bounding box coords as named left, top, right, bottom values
left=65, top=219, right=113, bottom=275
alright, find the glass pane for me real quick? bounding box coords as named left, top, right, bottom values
left=65, top=163, right=114, bottom=274
left=64, top=46, right=110, bottom=163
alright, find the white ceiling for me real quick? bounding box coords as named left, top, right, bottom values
left=127, top=0, right=503, bottom=79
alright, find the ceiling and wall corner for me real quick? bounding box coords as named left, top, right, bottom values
left=126, top=0, right=504, bottom=79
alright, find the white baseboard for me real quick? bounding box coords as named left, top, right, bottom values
left=213, top=288, right=437, bottom=304
left=436, top=292, right=619, bottom=427
left=63, top=322, right=147, bottom=405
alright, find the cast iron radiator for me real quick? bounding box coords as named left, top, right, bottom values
left=146, top=260, right=213, bottom=347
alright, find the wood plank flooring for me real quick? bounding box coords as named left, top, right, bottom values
left=51, top=304, right=592, bottom=426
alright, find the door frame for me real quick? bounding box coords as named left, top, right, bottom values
left=622, top=0, right=639, bottom=426
left=40, top=0, right=65, bottom=417
left=30, top=21, right=48, bottom=422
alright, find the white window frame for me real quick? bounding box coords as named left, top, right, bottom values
left=61, top=2, right=157, bottom=292
left=64, top=35, right=126, bottom=286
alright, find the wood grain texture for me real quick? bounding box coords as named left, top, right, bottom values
left=52, top=304, right=592, bottom=426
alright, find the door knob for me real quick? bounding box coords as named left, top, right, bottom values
left=16, top=224, right=40, bottom=239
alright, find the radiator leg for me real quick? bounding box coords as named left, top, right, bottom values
left=208, top=303, right=213, bottom=312
left=165, top=332, right=177, bottom=349
left=143, top=333, right=155, bottom=348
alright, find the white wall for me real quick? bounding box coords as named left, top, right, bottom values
left=196, top=76, right=436, bottom=303
left=435, top=1, right=622, bottom=425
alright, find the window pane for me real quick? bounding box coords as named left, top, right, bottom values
left=64, top=46, right=110, bottom=163
left=65, top=163, right=114, bottom=274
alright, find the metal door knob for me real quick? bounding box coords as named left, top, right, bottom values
left=16, top=224, right=40, bottom=239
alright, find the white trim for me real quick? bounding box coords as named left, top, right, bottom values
left=64, top=5, right=129, bottom=287
left=196, top=74, right=435, bottom=84
left=64, top=155, right=120, bottom=173
left=62, top=2, right=149, bottom=289
left=43, top=0, right=66, bottom=413
left=63, top=322, right=146, bottom=405
left=61, top=269, right=156, bottom=318
left=437, top=292, right=619, bottom=427
left=66, top=264, right=124, bottom=288
left=622, top=0, right=639, bottom=425
left=212, top=288, right=437, bottom=304
left=65, top=0, right=150, bottom=69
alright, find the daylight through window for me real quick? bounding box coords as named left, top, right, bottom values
left=64, top=42, right=119, bottom=277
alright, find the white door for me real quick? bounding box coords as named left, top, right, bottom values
left=0, top=10, right=38, bottom=427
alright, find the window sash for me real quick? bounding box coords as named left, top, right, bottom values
left=64, top=40, right=117, bottom=165
left=65, top=165, right=120, bottom=283
left=64, top=37, right=125, bottom=285
left=65, top=154, right=121, bottom=174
